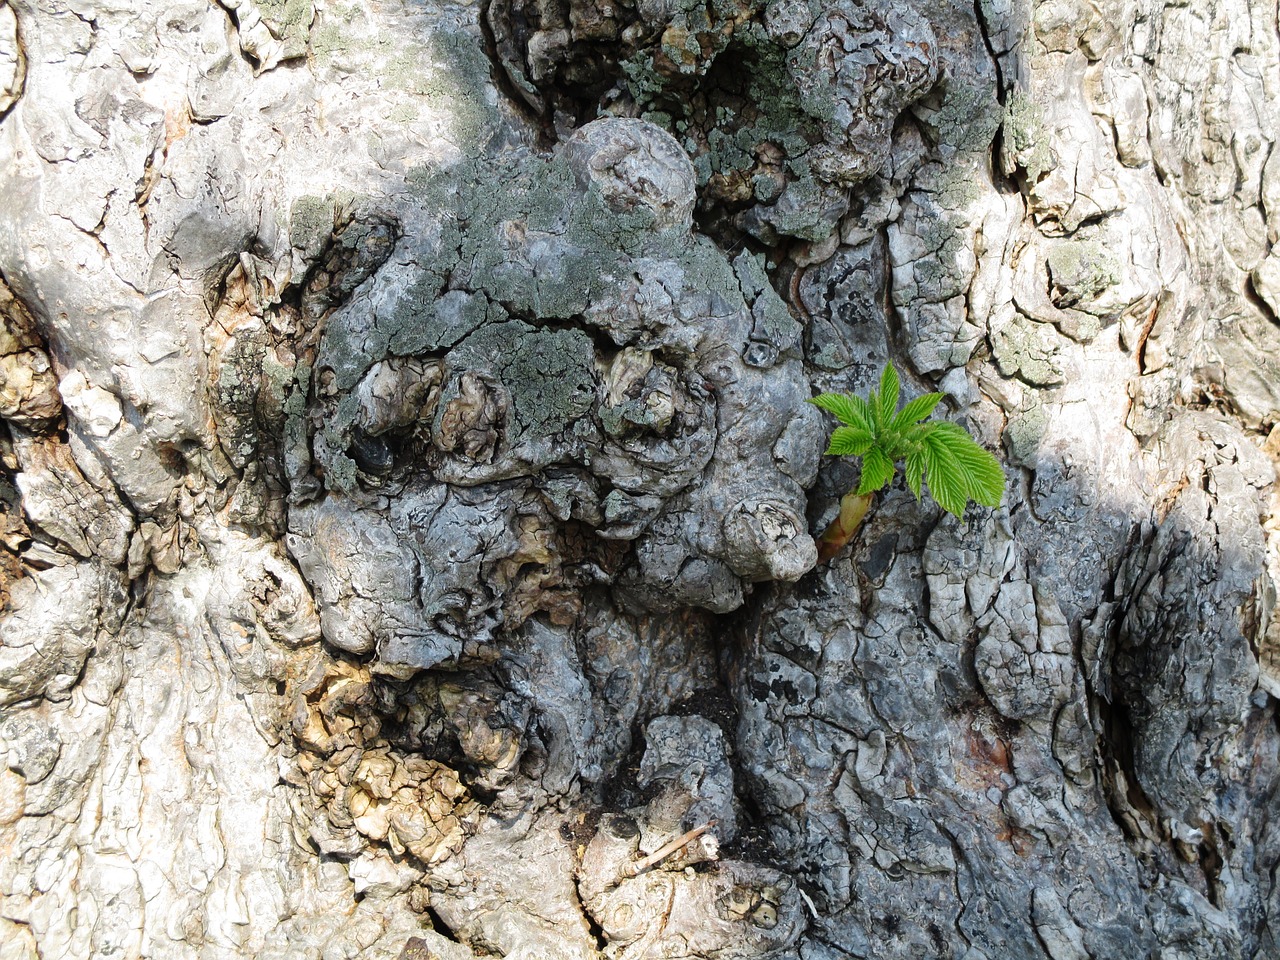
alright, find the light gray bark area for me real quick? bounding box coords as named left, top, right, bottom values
left=1, top=0, right=1279, bottom=957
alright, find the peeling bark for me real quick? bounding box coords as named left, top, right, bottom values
left=2, top=0, right=1280, bottom=957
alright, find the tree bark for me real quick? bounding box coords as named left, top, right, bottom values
left=1, top=0, right=1279, bottom=957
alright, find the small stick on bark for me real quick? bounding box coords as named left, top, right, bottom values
left=620, top=820, right=717, bottom=879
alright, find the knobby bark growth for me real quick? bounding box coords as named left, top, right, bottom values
left=1, top=0, right=1279, bottom=957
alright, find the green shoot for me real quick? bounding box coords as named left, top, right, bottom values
left=809, top=363, right=1004, bottom=521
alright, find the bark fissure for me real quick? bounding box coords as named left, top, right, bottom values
left=3, top=0, right=1280, bottom=957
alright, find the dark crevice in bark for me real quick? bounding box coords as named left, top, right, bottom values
left=0, top=425, right=33, bottom=612
left=478, top=0, right=556, bottom=148
left=1094, top=692, right=1159, bottom=846
left=1245, top=270, right=1279, bottom=328
left=423, top=904, right=463, bottom=944
left=578, top=887, right=609, bottom=951
left=218, top=3, right=262, bottom=73
left=0, top=2, right=24, bottom=122
left=599, top=720, right=660, bottom=813
left=806, top=932, right=862, bottom=958
left=879, top=220, right=908, bottom=368
left=973, top=0, right=1006, bottom=107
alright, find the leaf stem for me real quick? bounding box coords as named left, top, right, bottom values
left=815, top=490, right=874, bottom=563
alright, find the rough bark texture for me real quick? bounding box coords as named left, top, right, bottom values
left=1, top=0, right=1279, bottom=957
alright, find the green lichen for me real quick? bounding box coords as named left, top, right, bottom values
left=753, top=170, right=831, bottom=241
left=1004, top=400, right=1049, bottom=467
left=309, top=19, right=373, bottom=67
left=213, top=320, right=314, bottom=474
left=261, top=352, right=296, bottom=413
left=450, top=157, right=629, bottom=315
left=681, top=234, right=749, bottom=305
left=733, top=250, right=800, bottom=349
left=920, top=79, right=1003, bottom=154
left=567, top=181, right=681, bottom=261
left=324, top=151, right=639, bottom=393
left=317, top=101, right=787, bottom=486
left=420, top=31, right=501, bottom=151
left=620, top=20, right=823, bottom=233
left=727, top=30, right=820, bottom=157
left=451, top=321, right=598, bottom=443
left=311, top=24, right=497, bottom=154
left=324, top=451, right=359, bottom=493
left=1046, top=239, right=1120, bottom=304
left=284, top=362, right=311, bottom=418
left=929, top=165, right=985, bottom=214
left=887, top=206, right=970, bottom=305
left=992, top=315, right=1065, bottom=386
left=1003, top=92, right=1054, bottom=182
left=258, top=0, right=313, bottom=29
left=387, top=103, right=419, bottom=124
left=256, top=0, right=313, bottom=58
left=289, top=196, right=333, bottom=256
left=388, top=288, right=501, bottom=357
left=732, top=250, right=771, bottom=300
left=406, top=152, right=677, bottom=319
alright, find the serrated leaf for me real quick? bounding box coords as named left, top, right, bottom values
left=920, top=430, right=968, bottom=516
left=877, top=365, right=900, bottom=428
left=808, top=393, right=872, bottom=430
left=809, top=361, right=1004, bottom=529
left=826, top=425, right=874, bottom=456
left=892, top=392, right=944, bottom=432
left=848, top=395, right=877, bottom=434
left=902, top=421, right=931, bottom=446
left=855, top=444, right=895, bottom=496
left=905, top=450, right=924, bottom=501
left=863, top=386, right=882, bottom=429
left=927, top=422, right=1005, bottom=507
left=918, top=423, right=1005, bottom=516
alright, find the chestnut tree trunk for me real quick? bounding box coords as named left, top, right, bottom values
left=1, top=0, right=1279, bottom=956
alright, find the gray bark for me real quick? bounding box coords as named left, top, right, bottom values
left=1, top=0, right=1279, bottom=957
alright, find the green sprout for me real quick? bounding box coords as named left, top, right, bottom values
left=808, top=363, right=1004, bottom=561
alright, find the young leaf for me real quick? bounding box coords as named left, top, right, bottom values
left=876, top=364, right=900, bottom=428
left=926, top=422, right=1004, bottom=507
left=808, top=362, right=1006, bottom=554
left=848, top=395, right=877, bottom=434
left=856, top=444, right=895, bottom=495
left=919, top=430, right=969, bottom=517
left=892, top=392, right=944, bottom=432
left=826, top=426, right=874, bottom=456
left=808, top=393, right=871, bottom=429
left=904, top=449, right=925, bottom=501
left=917, top=423, right=1005, bottom=516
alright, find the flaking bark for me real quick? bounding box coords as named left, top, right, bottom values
left=1, top=0, right=1280, bottom=957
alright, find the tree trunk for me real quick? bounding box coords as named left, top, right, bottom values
left=1, top=0, right=1278, bottom=957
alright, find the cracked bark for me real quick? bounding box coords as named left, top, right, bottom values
left=2, top=0, right=1280, bottom=958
